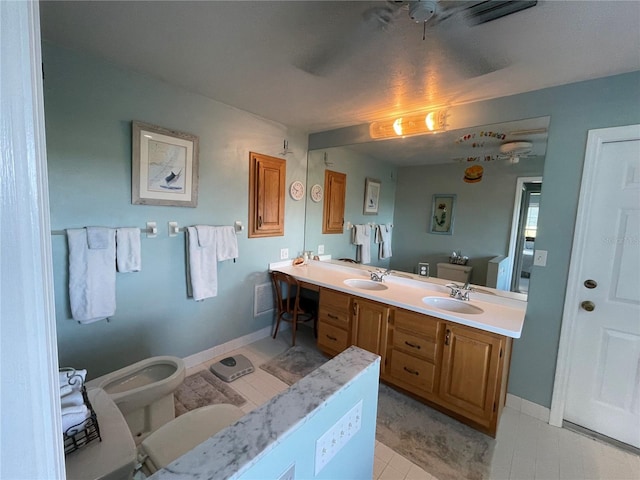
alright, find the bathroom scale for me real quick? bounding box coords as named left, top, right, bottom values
left=209, top=354, right=254, bottom=382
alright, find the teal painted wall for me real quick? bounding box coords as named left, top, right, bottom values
left=392, top=158, right=544, bottom=285
left=44, top=43, right=308, bottom=379
left=310, top=71, right=640, bottom=407
left=305, top=148, right=397, bottom=267
left=238, top=359, right=378, bottom=480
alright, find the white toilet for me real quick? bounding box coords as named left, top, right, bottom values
left=65, top=388, right=245, bottom=480
left=436, top=263, right=473, bottom=284
left=86, top=356, right=186, bottom=444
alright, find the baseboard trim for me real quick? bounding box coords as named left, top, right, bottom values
left=182, top=326, right=274, bottom=369
left=506, top=393, right=551, bottom=423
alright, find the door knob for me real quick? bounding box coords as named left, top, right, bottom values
left=581, top=301, right=595, bottom=312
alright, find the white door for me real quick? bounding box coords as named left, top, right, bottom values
left=562, top=125, right=640, bottom=448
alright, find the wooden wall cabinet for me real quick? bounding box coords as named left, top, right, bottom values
left=316, top=286, right=512, bottom=436
left=322, top=170, right=346, bottom=234
left=248, top=152, right=285, bottom=238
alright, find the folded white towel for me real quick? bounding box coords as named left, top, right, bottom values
left=67, top=228, right=116, bottom=324
left=116, top=227, right=141, bottom=272
left=59, top=369, right=87, bottom=389
left=186, top=226, right=218, bottom=301
left=62, top=404, right=90, bottom=435
left=352, top=224, right=371, bottom=264
left=214, top=226, right=238, bottom=261
left=195, top=225, right=215, bottom=248
left=86, top=226, right=110, bottom=249
left=61, top=391, right=85, bottom=408
left=376, top=224, right=393, bottom=259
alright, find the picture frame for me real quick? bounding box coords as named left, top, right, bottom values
left=363, top=178, right=381, bottom=215
left=430, top=194, right=456, bottom=235
left=132, top=121, right=199, bottom=207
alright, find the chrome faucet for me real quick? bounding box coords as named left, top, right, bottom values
left=446, top=282, right=473, bottom=301
left=370, top=269, right=390, bottom=282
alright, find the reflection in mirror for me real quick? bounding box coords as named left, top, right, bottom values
left=305, top=117, right=550, bottom=299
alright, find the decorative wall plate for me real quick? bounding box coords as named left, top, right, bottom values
left=290, top=180, right=305, bottom=200
left=310, top=184, right=323, bottom=202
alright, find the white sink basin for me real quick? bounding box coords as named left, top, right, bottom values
left=344, top=279, right=389, bottom=291
left=422, top=296, right=484, bottom=315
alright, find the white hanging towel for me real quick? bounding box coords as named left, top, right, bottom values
left=375, top=224, right=393, bottom=259
left=352, top=224, right=372, bottom=264
left=116, top=227, right=141, bottom=272
left=214, top=226, right=238, bottom=261
left=67, top=228, right=116, bottom=324
left=186, top=226, right=218, bottom=301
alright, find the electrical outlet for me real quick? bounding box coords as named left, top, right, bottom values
left=280, top=248, right=289, bottom=260
left=318, top=244, right=325, bottom=255
left=315, top=400, right=362, bottom=475
left=533, top=249, right=548, bottom=267
left=277, top=463, right=295, bottom=480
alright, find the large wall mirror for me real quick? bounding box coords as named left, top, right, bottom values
left=305, top=116, right=550, bottom=300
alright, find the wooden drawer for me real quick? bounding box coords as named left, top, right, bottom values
left=394, top=309, right=439, bottom=339
left=393, top=329, right=437, bottom=362
left=318, top=321, right=349, bottom=354
left=389, top=350, right=435, bottom=393
left=320, top=288, right=351, bottom=311
left=319, top=307, right=350, bottom=329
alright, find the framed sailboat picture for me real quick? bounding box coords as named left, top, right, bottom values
left=132, top=121, right=199, bottom=207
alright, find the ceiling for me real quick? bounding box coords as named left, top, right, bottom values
left=39, top=1, right=640, bottom=134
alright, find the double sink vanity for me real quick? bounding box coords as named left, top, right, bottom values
left=272, top=260, right=526, bottom=437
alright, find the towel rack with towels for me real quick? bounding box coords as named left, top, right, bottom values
left=50, top=226, right=156, bottom=236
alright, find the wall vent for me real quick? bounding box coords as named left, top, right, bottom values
left=254, top=282, right=275, bottom=317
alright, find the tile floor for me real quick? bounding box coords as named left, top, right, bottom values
left=187, top=327, right=639, bottom=480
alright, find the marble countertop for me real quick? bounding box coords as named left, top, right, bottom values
left=272, top=261, right=525, bottom=338
left=150, top=346, right=380, bottom=479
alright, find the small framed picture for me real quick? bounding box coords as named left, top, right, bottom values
left=363, top=178, right=381, bottom=215
left=430, top=194, right=456, bottom=235
left=132, top=121, right=199, bottom=207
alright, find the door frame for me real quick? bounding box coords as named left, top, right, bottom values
left=549, top=124, right=640, bottom=427
left=506, top=176, right=542, bottom=292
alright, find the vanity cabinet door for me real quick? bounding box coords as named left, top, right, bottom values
left=248, top=152, right=285, bottom=238
left=352, top=298, right=389, bottom=369
left=322, top=170, right=346, bottom=234
left=438, top=323, right=504, bottom=428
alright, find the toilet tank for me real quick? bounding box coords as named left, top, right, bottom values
left=436, top=263, right=473, bottom=283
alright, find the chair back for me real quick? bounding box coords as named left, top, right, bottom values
left=271, top=271, right=301, bottom=318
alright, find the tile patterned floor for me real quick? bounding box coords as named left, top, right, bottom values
left=187, top=327, right=640, bottom=480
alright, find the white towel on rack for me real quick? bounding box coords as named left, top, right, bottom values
left=61, top=404, right=90, bottom=434
left=116, top=227, right=141, bottom=272
left=375, top=224, right=393, bottom=259
left=61, top=390, right=85, bottom=408
left=352, top=224, right=371, bottom=264
left=186, top=226, right=218, bottom=301
left=59, top=369, right=86, bottom=389
left=214, top=226, right=238, bottom=261
left=67, top=228, right=116, bottom=324
left=86, top=226, right=110, bottom=249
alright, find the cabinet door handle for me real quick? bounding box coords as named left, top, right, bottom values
left=404, top=341, right=421, bottom=350
left=327, top=313, right=338, bottom=320
left=258, top=215, right=262, bottom=227
left=403, top=366, right=419, bottom=376
left=326, top=335, right=338, bottom=341
left=445, top=329, right=451, bottom=346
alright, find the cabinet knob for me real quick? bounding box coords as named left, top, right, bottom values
left=445, top=329, right=451, bottom=346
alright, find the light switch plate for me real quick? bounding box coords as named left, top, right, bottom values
left=318, top=244, right=325, bottom=255
left=314, top=400, right=362, bottom=475
left=280, top=248, right=289, bottom=260
left=533, top=249, right=548, bottom=267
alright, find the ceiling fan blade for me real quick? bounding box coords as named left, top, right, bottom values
left=294, top=2, right=403, bottom=76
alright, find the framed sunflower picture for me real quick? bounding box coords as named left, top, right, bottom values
left=430, top=194, right=456, bottom=235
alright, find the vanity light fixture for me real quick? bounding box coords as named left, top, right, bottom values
left=369, top=108, right=448, bottom=139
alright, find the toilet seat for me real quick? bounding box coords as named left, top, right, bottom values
left=140, top=403, right=245, bottom=473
